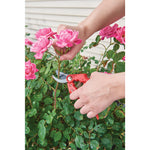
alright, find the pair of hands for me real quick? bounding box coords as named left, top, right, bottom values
left=53, top=24, right=125, bottom=118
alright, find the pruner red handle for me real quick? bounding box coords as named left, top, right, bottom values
left=66, top=74, right=99, bottom=120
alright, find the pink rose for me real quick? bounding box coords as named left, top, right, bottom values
left=115, top=26, right=125, bottom=44
left=30, top=37, right=52, bottom=59
left=99, top=24, right=118, bottom=40
left=25, top=38, right=33, bottom=46
left=35, top=28, right=56, bottom=39
left=25, top=60, right=38, bottom=80
left=122, top=56, right=125, bottom=61
left=55, top=29, right=82, bottom=48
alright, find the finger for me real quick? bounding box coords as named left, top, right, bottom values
left=60, top=52, right=75, bottom=61
left=87, top=111, right=97, bottom=119
left=74, top=99, right=84, bottom=109
left=80, top=105, right=90, bottom=115
left=60, top=46, right=78, bottom=61
left=60, top=40, right=84, bottom=60
left=70, top=88, right=80, bottom=100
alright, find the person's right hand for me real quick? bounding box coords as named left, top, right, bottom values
left=52, top=24, right=87, bottom=61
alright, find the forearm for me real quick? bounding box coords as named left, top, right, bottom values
left=79, top=0, right=125, bottom=39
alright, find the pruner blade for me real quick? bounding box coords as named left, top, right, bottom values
left=52, top=70, right=68, bottom=83
left=52, top=75, right=67, bottom=83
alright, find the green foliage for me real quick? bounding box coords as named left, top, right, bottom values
left=25, top=32, right=125, bottom=149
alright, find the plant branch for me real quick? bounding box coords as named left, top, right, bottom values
left=96, top=38, right=114, bottom=71
left=27, top=95, right=33, bottom=108
left=41, top=77, right=55, bottom=91
left=54, top=57, right=61, bottom=109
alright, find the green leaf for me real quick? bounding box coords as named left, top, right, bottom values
left=44, top=110, right=56, bottom=124
left=25, top=87, right=29, bottom=97
left=59, top=142, right=66, bottom=149
left=34, top=59, right=42, bottom=65
left=83, top=131, right=89, bottom=138
left=101, top=134, right=113, bottom=149
left=113, top=51, right=125, bottom=62
left=62, top=103, right=74, bottom=115
left=56, top=122, right=65, bottom=131
left=94, top=60, right=99, bottom=64
left=96, top=35, right=100, bottom=43
left=32, top=93, right=43, bottom=101
left=38, top=120, right=46, bottom=141
left=37, top=139, right=48, bottom=147
left=94, top=124, right=107, bottom=134
left=90, top=133, right=96, bottom=139
left=88, top=120, right=94, bottom=130
left=107, top=61, right=114, bottom=73
left=105, top=116, right=114, bottom=126
left=53, top=89, right=60, bottom=98
left=89, top=42, right=98, bottom=48
left=25, top=126, right=30, bottom=134
left=115, top=109, right=125, bottom=118
left=45, top=62, right=51, bottom=75
left=63, top=128, right=71, bottom=140
left=50, top=130, right=56, bottom=138
left=113, top=138, right=122, bottom=149
left=37, top=148, right=45, bottom=150
left=25, top=33, right=30, bottom=36
left=113, top=44, right=120, bottom=51
left=74, top=111, right=83, bottom=120
left=90, top=140, right=99, bottom=150
left=112, top=122, right=121, bottom=131
left=44, top=97, right=53, bottom=105
left=107, top=50, right=115, bottom=59
left=54, top=131, right=62, bottom=142
left=28, top=108, right=37, bottom=117
left=27, top=52, right=35, bottom=60
left=39, top=67, right=45, bottom=73
left=75, top=135, right=85, bottom=148
left=41, top=85, right=48, bottom=94
left=114, top=62, right=125, bottom=73
left=43, top=113, right=53, bottom=124
left=69, top=143, right=77, bottom=150
left=114, top=38, right=121, bottom=44
left=32, top=100, right=39, bottom=108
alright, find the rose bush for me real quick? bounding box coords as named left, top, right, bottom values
left=25, top=24, right=125, bottom=150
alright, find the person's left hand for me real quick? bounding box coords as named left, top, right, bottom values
left=70, top=72, right=125, bottom=118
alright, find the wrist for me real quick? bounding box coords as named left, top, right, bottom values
left=109, top=73, right=125, bottom=101
left=78, top=21, right=92, bottom=39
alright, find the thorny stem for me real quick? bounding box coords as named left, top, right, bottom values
left=54, top=57, right=61, bottom=109
left=27, top=95, right=33, bottom=108
left=96, top=38, right=114, bottom=71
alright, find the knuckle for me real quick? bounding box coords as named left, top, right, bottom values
left=91, top=71, right=98, bottom=78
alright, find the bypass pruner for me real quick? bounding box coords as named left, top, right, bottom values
left=52, top=71, right=99, bottom=120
